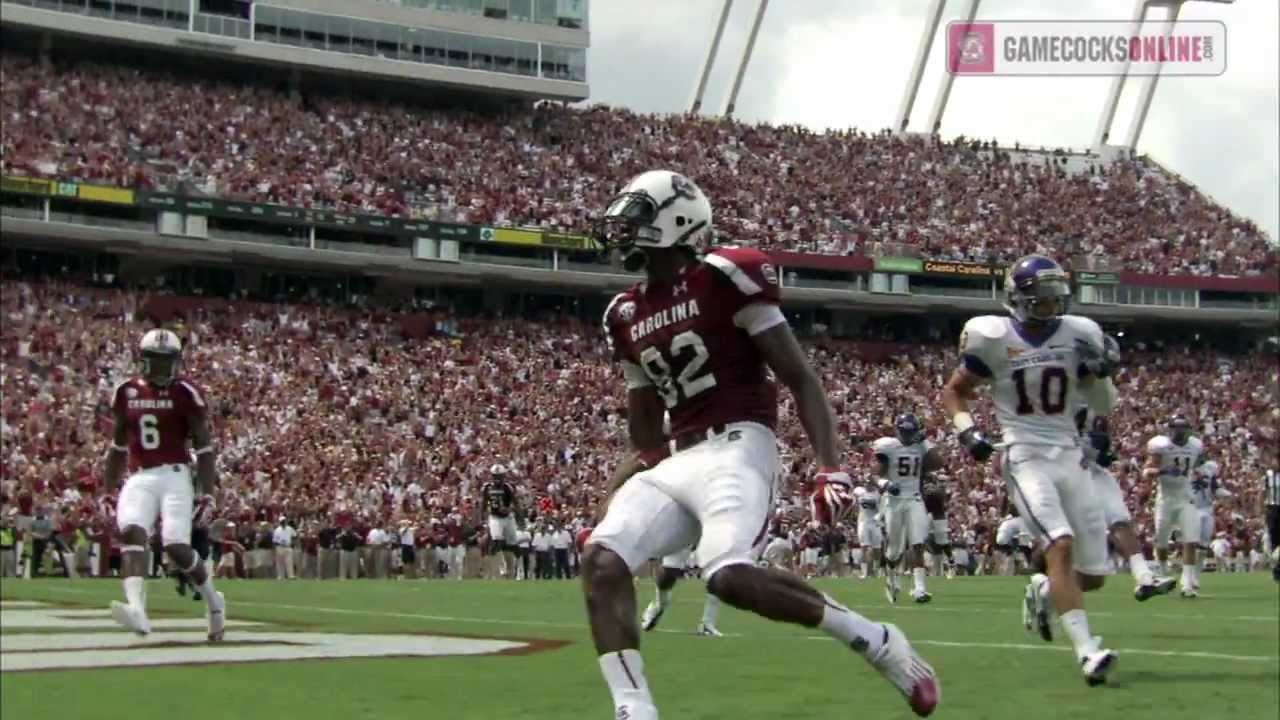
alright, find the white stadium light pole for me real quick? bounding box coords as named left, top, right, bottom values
left=720, top=0, right=770, bottom=118
left=1096, top=0, right=1236, bottom=151
left=895, top=0, right=948, bottom=134
left=1092, top=0, right=1151, bottom=148
left=1124, top=1, right=1184, bottom=149
left=926, top=0, right=983, bottom=135
left=690, top=0, right=735, bottom=114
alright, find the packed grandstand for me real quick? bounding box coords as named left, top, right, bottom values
left=1, top=47, right=1275, bottom=277
left=1, top=270, right=1275, bottom=578
left=0, top=28, right=1277, bottom=581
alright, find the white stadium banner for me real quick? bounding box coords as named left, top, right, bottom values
left=946, top=20, right=1227, bottom=77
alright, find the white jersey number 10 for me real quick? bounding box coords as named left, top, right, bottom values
left=1012, top=367, right=1068, bottom=416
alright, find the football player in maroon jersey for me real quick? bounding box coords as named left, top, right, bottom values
left=582, top=170, right=938, bottom=719
left=104, top=329, right=226, bottom=641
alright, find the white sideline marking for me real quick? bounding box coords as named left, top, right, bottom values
left=232, top=600, right=742, bottom=638
left=669, top=597, right=1278, bottom=623
left=40, top=588, right=1276, bottom=662
left=0, top=607, right=261, bottom=630
left=801, top=636, right=1276, bottom=663
left=233, top=600, right=1272, bottom=663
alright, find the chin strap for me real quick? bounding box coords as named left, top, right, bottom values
left=622, top=249, right=647, bottom=272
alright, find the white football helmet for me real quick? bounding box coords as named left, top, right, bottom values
left=594, top=170, right=713, bottom=271
left=139, top=329, right=182, bottom=386
left=490, top=463, right=508, bottom=477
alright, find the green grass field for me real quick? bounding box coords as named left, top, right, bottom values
left=3, top=574, right=1277, bottom=720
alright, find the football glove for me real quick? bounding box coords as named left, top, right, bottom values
left=958, top=427, right=994, bottom=462
left=885, top=481, right=902, bottom=497
left=809, top=468, right=855, bottom=526
left=1076, top=334, right=1120, bottom=379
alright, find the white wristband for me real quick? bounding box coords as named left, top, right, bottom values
left=952, top=412, right=975, bottom=433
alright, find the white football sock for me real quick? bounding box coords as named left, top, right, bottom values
left=912, top=567, right=927, bottom=594
left=197, top=576, right=220, bottom=607
left=657, top=588, right=672, bottom=609
left=1180, top=563, right=1194, bottom=588
left=598, top=649, right=656, bottom=714
left=123, top=576, right=145, bottom=610
left=700, top=594, right=720, bottom=627
left=1030, top=572, right=1050, bottom=596
left=1129, top=553, right=1153, bottom=584
left=818, top=594, right=886, bottom=657
left=860, top=562, right=869, bottom=577
left=1060, top=609, right=1099, bottom=659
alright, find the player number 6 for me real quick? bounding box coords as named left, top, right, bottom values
left=139, top=413, right=161, bottom=450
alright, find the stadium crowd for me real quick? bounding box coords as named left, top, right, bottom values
left=1, top=50, right=1274, bottom=278
left=2, top=276, right=1276, bottom=580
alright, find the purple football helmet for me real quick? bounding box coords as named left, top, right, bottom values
left=1004, top=255, right=1070, bottom=324
left=1169, top=415, right=1192, bottom=445
left=895, top=413, right=924, bottom=445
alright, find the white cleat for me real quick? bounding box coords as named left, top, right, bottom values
left=1134, top=575, right=1176, bottom=601
left=614, top=701, right=659, bottom=720
left=884, top=575, right=900, bottom=605
left=110, top=601, right=151, bottom=636
left=207, top=591, right=226, bottom=642
left=696, top=623, right=723, bottom=637
left=1180, top=587, right=1199, bottom=599
left=1080, top=647, right=1118, bottom=686
left=912, top=591, right=932, bottom=604
left=866, top=623, right=940, bottom=717
left=1024, top=578, right=1052, bottom=642
left=640, top=600, right=665, bottom=632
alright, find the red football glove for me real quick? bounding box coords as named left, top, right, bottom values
left=809, top=468, right=855, bottom=526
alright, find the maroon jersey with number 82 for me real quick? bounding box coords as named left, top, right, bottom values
left=111, top=377, right=207, bottom=472
left=603, top=246, right=783, bottom=438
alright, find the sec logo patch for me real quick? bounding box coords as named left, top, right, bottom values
left=760, top=263, right=778, bottom=285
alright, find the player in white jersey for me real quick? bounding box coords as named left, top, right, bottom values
left=1145, top=416, right=1205, bottom=596
left=1189, top=459, right=1230, bottom=591
left=1074, top=406, right=1176, bottom=602
left=873, top=414, right=944, bottom=604
left=994, top=514, right=1033, bottom=575
left=640, top=546, right=725, bottom=637
left=942, top=255, right=1119, bottom=686
left=853, top=481, right=883, bottom=580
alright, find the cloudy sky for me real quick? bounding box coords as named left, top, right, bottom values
left=586, top=0, right=1279, bottom=241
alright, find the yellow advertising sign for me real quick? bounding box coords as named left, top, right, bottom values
left=78, top=184, right=135, bottom=205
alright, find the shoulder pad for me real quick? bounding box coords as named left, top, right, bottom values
left=921, top=439, right=934, bottom=453
left=110, top=379, right=133, bottom=406
left=602, top=289, right=639, bottom=328
left=1147, top=436, right=1172, bottom=453
left=872, top=437, right=901, bottom=453
left=602, top=289, right=639, bottom=359
left=964, top=315, right=1008, bottom=340
left=174, top=378, right=207, bottom=407
left=703, top=247, right=781, bottom=301
left=959, top=315, right=1006, bottom=352
left=1062, top=314, right=1104, bottom=342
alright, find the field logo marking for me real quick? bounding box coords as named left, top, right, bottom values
left=1, top=603, right=559, bottom=673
